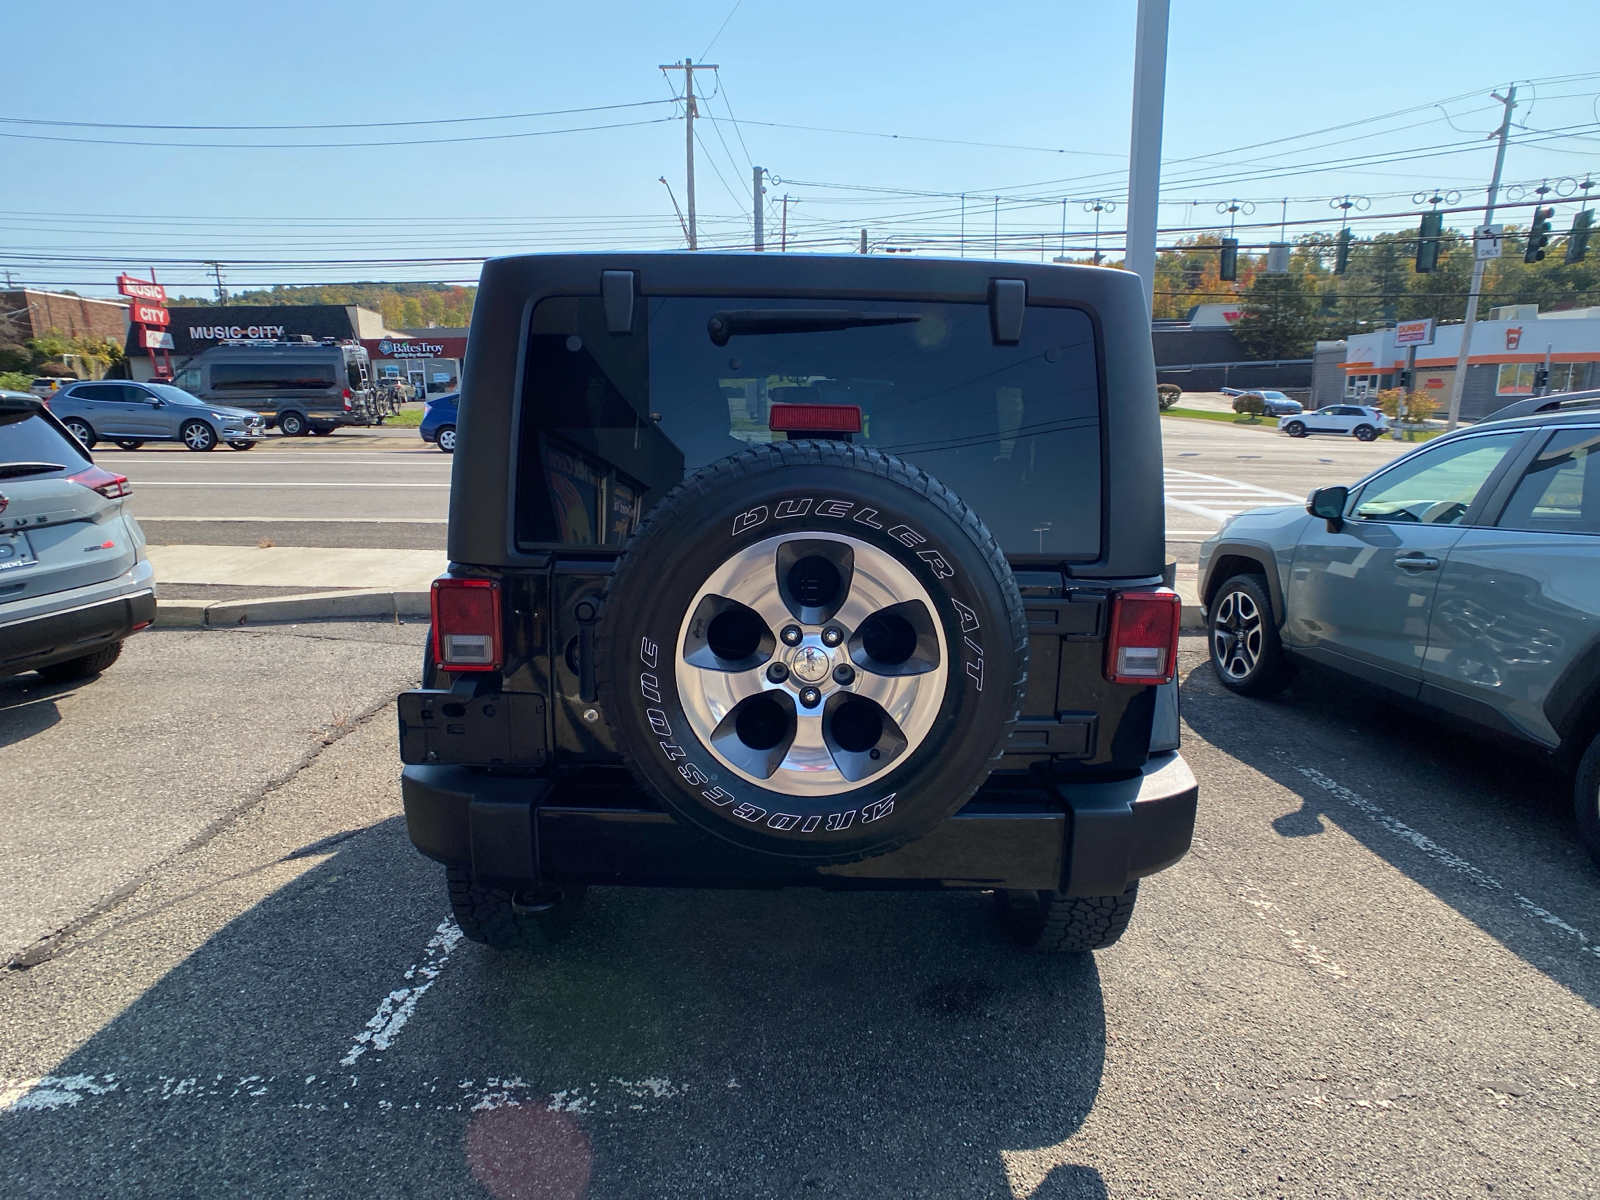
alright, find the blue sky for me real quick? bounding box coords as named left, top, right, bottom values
left=4, top=0, right=1599, bottom=295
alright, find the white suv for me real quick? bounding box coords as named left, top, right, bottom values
left=1280, top=404, right=1389, bottom=441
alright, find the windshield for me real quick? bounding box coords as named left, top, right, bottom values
left=517, top=295, right=1102, bottom=558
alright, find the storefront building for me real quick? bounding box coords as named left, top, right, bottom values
left=1343, top=305, right=1600, bottom=421
left=361, top=329, right=468, bottom=397
left=122, top=304, right=389, bottom=381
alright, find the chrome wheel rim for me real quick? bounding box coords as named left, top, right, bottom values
left=1212, top=588, right=1263, bottom=680
left=67, top=422, right=92, bottom=445
left=438, top=428, right=456, bottom=451
left=675, top=531, right=948, bottom=798
left=183, top=423, right=213, bottom=450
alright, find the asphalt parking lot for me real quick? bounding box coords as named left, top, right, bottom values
left=2, top=620, right=1595, bottom=1198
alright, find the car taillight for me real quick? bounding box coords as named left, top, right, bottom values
left=66, top=466, right=131, bottom=499
left=1104, top=589, right=1181, bottom=685
left=431, top=577, right=502, bottom=672
left=342, top=387, right=353, bottom=411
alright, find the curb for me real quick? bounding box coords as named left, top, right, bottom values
left=155, top=589, right=430, bottom=627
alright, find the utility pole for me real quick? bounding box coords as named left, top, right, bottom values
left=859, top=229, right=868, bottom=254
left=753, top=166, right=765, bottom=251
left=1125, top=0, right=1171, bottom=315
left=1445, top=85, right=1516, bottom=430
left=659, top=58, right=717, bottom=250
left=207, top=261, right=228, bottom=305
left=781, top=195, right=790, bottom=251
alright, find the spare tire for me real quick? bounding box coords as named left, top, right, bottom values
left=595, top=440, right=1027, bottom=864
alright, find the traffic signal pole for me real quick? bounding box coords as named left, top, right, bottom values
left=1124, top=0, right=1170, bottom=316
left=1445, top=86, right=1516, bottom=430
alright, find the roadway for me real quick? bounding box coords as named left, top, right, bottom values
left=105, top=416, right=1421, bottom=558
left=1, top=623, right=1594, bottom=1197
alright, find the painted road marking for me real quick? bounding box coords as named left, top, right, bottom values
left=1165, top=467, right=1302, bottom=525
left=339, top=918, right=463, bottom=1067
left=1293, top=764, right=1600, bottom=965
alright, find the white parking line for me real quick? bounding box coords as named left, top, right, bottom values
left=1165, top=468, right=1302, bottom=525
left=1293, top=764, right=1600, bottom=965
left=339, top=918, right=463, bottom=1067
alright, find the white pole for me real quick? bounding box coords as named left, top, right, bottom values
left=1125, top=0, right=1170, bottom=317
left=1445, top=86, right=1516, bottom=430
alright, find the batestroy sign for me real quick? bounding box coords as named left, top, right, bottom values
left=189, top=324, right=288, bottom=340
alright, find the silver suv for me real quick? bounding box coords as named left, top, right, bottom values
left=1199, top=395, right=1600, bottom=868
left=49, top=381, right=265, bottom=451
left=0, top=393, right=154, bottom=682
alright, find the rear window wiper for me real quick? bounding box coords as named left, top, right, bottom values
left=0, top=462, right=65, bottom=479
left=707, top=309, right=922, bottom=346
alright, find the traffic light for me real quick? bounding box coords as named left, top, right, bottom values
left=1398, top=368, right=1414, bottom=391
left=1334, top=227, right=1352, bottom=275
left=1415, top=210, right=1443, bottom=273
left=1566, top=209, right=1594, bottom=263
left=1219, top=237, right=1239, bottom=282
left=1525, top=206, right=1554, bottom=262
left=1534, top=364, right=1550, bottom=393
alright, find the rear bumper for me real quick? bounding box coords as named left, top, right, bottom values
left=400, top=750, right=1197, bottom=895
left=0, top=582, right=155, bottom=677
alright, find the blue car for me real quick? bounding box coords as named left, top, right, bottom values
left=419, top=392, right=459, bottom=453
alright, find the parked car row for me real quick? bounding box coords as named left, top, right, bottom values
left=1200, top=394, right=1600, bottom=868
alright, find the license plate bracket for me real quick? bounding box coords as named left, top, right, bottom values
left=0, top=531, right=37, bottom=573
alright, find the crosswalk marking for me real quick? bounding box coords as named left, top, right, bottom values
left=1164, top=468, right=1303, bottom=525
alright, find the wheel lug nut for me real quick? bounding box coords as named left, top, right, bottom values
left=821, top=626, right=844, bottom=647
left=832, top=663, right=855, bottom=685
left=767, top=662, right=789, bottom=683
left=798, top=686, right=821, bottom=708
left=781, top=625, right=803, bottom=646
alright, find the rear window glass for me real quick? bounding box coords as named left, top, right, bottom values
left=209, top=362, right=338, bottom=391
left=517, top=295, right=1101, bottom=558
left=0, top=409, right=90, bottom=475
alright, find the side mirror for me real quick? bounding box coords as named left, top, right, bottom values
left=1307, top=485, right=1348, bottom=532
left=150, top=398, right=165, bottom=407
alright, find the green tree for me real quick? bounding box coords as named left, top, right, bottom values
left=1235, top=274, right=1319, bottom=358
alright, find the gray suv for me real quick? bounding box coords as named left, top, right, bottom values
left=0, top=394, right=154, bottom=681
left=1199, top=394, right=1600, bottom=868
left=49, top=381, right=264, bottom=451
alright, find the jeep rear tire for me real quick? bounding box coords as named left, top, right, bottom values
left=596, top=440, right=1028, bottom=865
left=1000, top=882, right=1139, bottom=952
left=446, top=867, right=585, bottom=950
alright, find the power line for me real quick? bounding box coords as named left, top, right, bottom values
left=0, top=115, right=677, bottom=150
left=0, top=98, right=677, bottom=133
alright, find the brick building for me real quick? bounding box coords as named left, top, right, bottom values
left=0, top=289, right=129, bottom=345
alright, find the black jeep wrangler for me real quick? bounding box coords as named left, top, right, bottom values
left=398, top=253, right=1196, bottom=952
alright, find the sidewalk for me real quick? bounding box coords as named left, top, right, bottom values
left=147, top=544, right=445, bottom=627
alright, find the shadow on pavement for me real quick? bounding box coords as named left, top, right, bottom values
left=0, top=676, right=67, bottom=750
left=1, top=815, right=1108, bottom=1199
left=1179, top=657, right=1600, bottom=1011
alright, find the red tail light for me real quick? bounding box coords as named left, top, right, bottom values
left=769, top=403, right=862, bottom=434
left=431, top=577, right=502, bottom=672
left=66, top=466, right=131, bottom=499
left=342, top=387, right=353, bottom=411
left=1104, top=589, right=1181, bottom=685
